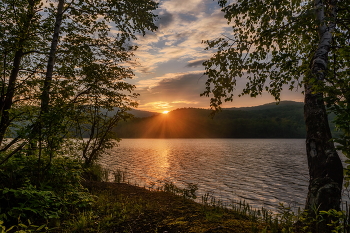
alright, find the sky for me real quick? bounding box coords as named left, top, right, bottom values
left=131, top=0, right=304, bottom=113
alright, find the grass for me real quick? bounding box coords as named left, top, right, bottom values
left=3, top=179, right=349, bottom=232
left=63, top=181, right=350, bottom=233
left=56, top=181, right=268, bottom=232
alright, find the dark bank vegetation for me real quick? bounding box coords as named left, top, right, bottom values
left=2, top=168, right=350, bottom=232
left=116, top=101, right=338, bottom=138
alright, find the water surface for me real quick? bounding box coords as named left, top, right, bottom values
left=100, top=139, right=346, bottom=211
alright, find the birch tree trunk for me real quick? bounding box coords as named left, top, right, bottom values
left=40, top=0, right=64, bottom=113
left=31, top=0, right=65, bottom=161
left=304, top=0, right=343, bottom=213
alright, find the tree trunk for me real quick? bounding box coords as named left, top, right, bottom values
left=0, top=50, right=23, bottom=144
left=304, top=90, right=343, bottom=212
left=0, top=0, right=37, bottom=145
left=304, top=0, right=343, bottom=214
left=40, top=0, right=64, bottom=113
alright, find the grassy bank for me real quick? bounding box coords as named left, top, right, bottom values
left=63, top=181, right=267, bottom=232
left=59, top=181, right=350, bottom=233
left=2, top=179, right=350, bottom=232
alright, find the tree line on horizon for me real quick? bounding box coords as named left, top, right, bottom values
left=115, top=102, right=330, bottom=138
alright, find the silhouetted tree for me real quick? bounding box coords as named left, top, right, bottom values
left=202, top=0, right=348, bottom=225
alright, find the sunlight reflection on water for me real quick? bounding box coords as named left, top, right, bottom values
left=100, top=139, right=348, bottom=212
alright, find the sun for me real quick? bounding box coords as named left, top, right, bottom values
left=162, top=111, right=169, bottom=114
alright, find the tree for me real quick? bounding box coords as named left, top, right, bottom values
left=0, top=0, right=158, bottom=225
left=0, top=0, right=46, bottom=145
left=202, top=0, right=348, bottom=219
left=68, top=62, right=137, bottom=167
left=0, top=0, right=158, bottom=166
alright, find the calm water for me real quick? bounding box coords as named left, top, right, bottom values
left=100, top=139, right=347, bottom=211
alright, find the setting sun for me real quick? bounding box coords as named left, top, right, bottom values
left=162, top=111, right=169, bottom=114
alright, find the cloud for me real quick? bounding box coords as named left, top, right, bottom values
left=171, top=100, right=199, bottom=104
left=143, top=101, right=173, bottom=110
left=133, top=1, right=231, bottom=74
left=129, top=0, right=304, bottom=112
left=162, top=0, right=204, bottom=14
left=186, top=59, right=206, bottom=68
left=135, top=70, right=304, bottom=112
left=136, top=72, right=196, bottom=89
left=156, top=10, right=174, bottom=28
left=135, top=71, right=207, bottom=111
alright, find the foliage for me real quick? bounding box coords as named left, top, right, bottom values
left=112, top=168, right=128, bottom=183
left=0, top=152, right=82, bottom=191
left=330, top=99, right=350, bottom=189
left=82, top=163, right=110, bottom=182
left=201, top=0, right=350, bottom=172
left=0, top=0, right=158, bottom=228
left=202, top=0, right=348, bottom=108
left=202, top=0, right=349, bottom=219
left=323, top=0, right=350, bottom=178
left=158, top=180, right=198, bottom=200
left=0, top=219, right=48, bottom=233
left=202, top=0, right=315, bottom=108
left=0, top=0, right=158, bottom=160
left=0, top=154, right=95, bottom=226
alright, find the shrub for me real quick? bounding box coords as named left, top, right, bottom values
left=0, top=154, right=95, bottom=226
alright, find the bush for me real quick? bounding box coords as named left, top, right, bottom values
left=82, top=163, right=110, bottom=182
left=0, top=154, right=95, bottom=226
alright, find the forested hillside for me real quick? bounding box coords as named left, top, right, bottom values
left=115, top=101, right=319, bottom=138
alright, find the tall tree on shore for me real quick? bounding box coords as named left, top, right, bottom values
left=0, top=0, right=158, bottom=165
left=0, top=0, right=45, bottom=145
left=202, top=0, right=348, bottom=217
left=34, top=0, right=157, bottom=166
left=0, top=0, right=158, bottom=225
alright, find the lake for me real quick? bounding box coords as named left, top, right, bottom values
left=100, top=138, right=348, bottom=212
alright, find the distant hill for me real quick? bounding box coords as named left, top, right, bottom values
left=224, top=101, right=304, bottom=111
left=115, top=101, right=319, bottom=138
left=128, top=109, right=158, bottom=118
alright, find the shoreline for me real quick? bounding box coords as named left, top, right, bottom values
left=80, top=180, right=267, bottom=232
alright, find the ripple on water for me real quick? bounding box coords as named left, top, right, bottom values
left=100, top=138, right=348, bottom=212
